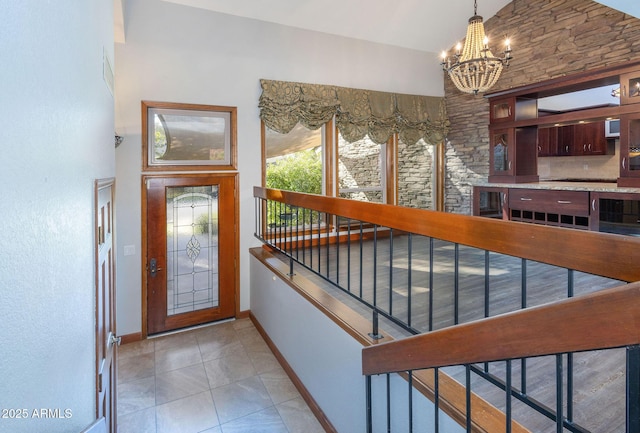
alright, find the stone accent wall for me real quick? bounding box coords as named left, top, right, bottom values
left=444, top=0, right=640, bottom=214
left=338, top=135, right=384, bottom=202
left=398, top=139, right=433, bottom=209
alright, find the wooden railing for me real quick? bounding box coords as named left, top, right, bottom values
left=363, top=281, right=640, bottom=375
left=253, top=186, right=640, bottom=432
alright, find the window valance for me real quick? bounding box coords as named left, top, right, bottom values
left=259, top=79, right=449, bottom=145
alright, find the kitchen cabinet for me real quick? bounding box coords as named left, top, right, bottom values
left=490, top=96, right=537, bottom=124
left=618, top=113, right=640, bottom=187
left=488, top=127, right=539, bottom=183
left=590, top=191, right=640, bottom=235
left=572, top=122, right=610, bottom=155
left=474, top=186, right=640, bottom=234
left=619, top=70, right=640, bottom=105
left=549, top=122, right=610, bottom=157
left=472, top=186, right=508, bottom=220
left=537, top=126, right=558, bottom=157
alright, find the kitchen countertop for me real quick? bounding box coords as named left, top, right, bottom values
left=473, top=180, right=640, bottom=193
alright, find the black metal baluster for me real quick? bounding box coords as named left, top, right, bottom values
left=389, top=228, right=394, bottom=316
left=567, top=269, right=574, bottom=424
left=408, top=370, right=413, bottom=433
left=347, top=218, right=351, bottom=293
left=521, top=258, right=527, bottom=395
left=359, top=221, right=364, bottom=298
left=627, top=345, right=640, bottom=433
left=434, top=367, right=440, bottom=433
left=387, top=373, right=391, bottom=433
left=506, top=360, right=512, bottom=433
left=373, top=225, right=378, bottom=312
left=429, top=237, right=434, bottom=332
left=317, top=211, right=321, bottom=273
left=454, top=243, right=459, bottom=325
left=366, top=375, right=372, bottom=433
left=407, top=233, right=413, bottom=328
left=484, top=250, right=490, bottom=372
left=556, top=354, right=563, bottom=433
left=335, top=216, right=340, bottom=286
left=466, top=364, right=472, bottom=432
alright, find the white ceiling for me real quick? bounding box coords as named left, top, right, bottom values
left=152, top=0, right=640, bottom=53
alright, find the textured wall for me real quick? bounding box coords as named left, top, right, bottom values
left=444, top=0, right=640, bottom=214
left=0, top=2, right=115, bottom=432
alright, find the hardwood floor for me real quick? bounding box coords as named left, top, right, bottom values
left=276, top=232, right=628, bottom=432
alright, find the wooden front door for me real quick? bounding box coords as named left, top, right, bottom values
left=95, top=178, right=117, bottom=433
left=143, top=174, right=237, bottom=335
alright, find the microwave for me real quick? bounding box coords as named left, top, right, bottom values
left=605, top=119, right=620, bottom=138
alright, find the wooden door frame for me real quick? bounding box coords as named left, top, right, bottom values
left=95, top=177, right=116, bottom=432
left=140, top=173, right=239, bottom=338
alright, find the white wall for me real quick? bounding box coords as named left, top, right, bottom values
left=114, top=0, right=444, bottom=336
left=0, top=1, right=115, bottom=432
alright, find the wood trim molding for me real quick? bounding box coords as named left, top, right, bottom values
left=363, top=281, right=640, bottom=376
left=119, top=333, right=143, bottom=345
left=253, top=186, right=640, bottom=283
left=250, top=312, right=339, bottom=433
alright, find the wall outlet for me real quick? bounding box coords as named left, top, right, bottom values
left=583, top=164, right=589, bottom=170
left=123, top=245, right=136, bottom=256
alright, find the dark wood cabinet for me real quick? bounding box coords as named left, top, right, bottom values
left=572, top=122, right=609, bottom=155
left=542, top=122, right=610, bottom=157
left=472, top=186, right=508, bottom=219
left=618, top=113, right=640, bottom=187
left=590, top=191, right=640, bottom=235
left=489, top=96, right=537, bottom=124
left=488, top=127, right=539, bottom=183
left=537, top=127, right=557, bottom=157
left=619, top=70, right=640, bottom=105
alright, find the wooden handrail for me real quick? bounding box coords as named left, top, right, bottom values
left=363, top=281, right=640, bottom=376
left=255, top=186, right=640, bottom=283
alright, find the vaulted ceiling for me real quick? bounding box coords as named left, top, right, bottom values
left=144, top=0, right=639, bottom=53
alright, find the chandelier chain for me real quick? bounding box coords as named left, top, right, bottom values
left=474, top=0, right=477, bottom=15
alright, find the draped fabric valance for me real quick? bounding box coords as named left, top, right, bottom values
left=259, top=79, right=449, bottom=145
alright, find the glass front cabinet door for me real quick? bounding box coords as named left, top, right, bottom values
left=490, top=129, right=513, bottom=178
left=619, top=113, right=640, bottom=186
left=620, top=70, right=640, bottom=105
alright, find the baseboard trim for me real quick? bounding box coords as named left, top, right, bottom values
left=250, top=312, right=337, bottom=433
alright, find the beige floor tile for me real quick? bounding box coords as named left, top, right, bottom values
left=116, top=319, right=323, bottom=433
left=117, top=376, right=156, bottom=416
left=156, top=390, right=219, bottom=433
left=155, top=363, right=210, bottom=405
left=155, top=344, right=202, bottom=373
left=203, top=349, right=256, bottom=389
left=117, top=406, right=156, bottom=433
left=153, top=330, right=199, bottom=352
left=277, top=396, right=325, bottom=433
left=118, top=339, right=155, bottom=360
left=118, top=352, right=155, bottom=384
left=219, top=406, right=289, bottom=433
left=211, top=376, right=273, bottom=424
left=260, top=367, right=301, bottom=405
left=247, top=349, right=281, bottom=375
left=199, top=337, right=245, bottom=363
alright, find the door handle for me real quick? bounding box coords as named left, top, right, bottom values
left=107, top=332, right=121, bottom=348
left=149, top=258, right=163, bottom=277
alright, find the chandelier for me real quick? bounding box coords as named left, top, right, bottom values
left=441, top=0, right=512, bottom=95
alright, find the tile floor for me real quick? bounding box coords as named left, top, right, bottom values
left=117, top=318, right=326, bottom=433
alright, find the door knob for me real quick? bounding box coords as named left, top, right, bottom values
left=107, top=332, right=121, bottom=348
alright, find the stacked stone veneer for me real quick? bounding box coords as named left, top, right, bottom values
left=445, top=0, right=640, bottom=214
left=338, top=135, right=434, bottom=207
